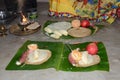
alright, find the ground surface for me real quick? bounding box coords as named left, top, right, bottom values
left=0, top=2, right=120, bottom=80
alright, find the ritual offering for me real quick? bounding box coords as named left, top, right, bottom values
left=43, top=20, right=103, bottom=39
left=6, top=40, right=109, bottom=72
left=9, top=12, right=41, bottom=36
left=16, top=44, right=51, bottom=65
left=71, top=19, right=81, bottom=28
left=68, top=42, right=100, bottom=67
left=68, top=49, right=100, bottom=67
left=86, top=42, right=98, bottom=55
left=80, top=20, right=90, bottom=28
left=44, top=21, right=71, bottom=39
left=67, top=27, right=92, bottom=37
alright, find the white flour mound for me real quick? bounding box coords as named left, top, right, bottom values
left=44, top=21, right=72, bottom=39
left=46, top=21, right=72, bottom=31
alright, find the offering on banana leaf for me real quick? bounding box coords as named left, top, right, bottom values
left=43, top=20, right=100, bottom=39
left=6, top=41, right=109, bottom=71
left=68, top=42, right=100, bottom=67
left=16, top=44, right=51, bottom=66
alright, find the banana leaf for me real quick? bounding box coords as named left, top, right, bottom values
left=6, top=40, right=109, bottom=72
left=42, top=20, right=104, bottom=39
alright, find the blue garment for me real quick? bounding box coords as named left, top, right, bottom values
left=117, top=0, right=120, bottom=2
left=88, top=0, right=98, bottom=4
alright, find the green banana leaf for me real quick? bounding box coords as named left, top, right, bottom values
left=6, top=40, right=109, bottom=72
left=42, top=20, right=104, bottom=39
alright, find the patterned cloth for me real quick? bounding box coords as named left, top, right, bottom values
left=49, top=0, right=120, bottom=23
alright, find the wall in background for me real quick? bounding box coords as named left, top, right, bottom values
left=37, top=0, right=48, bottom=2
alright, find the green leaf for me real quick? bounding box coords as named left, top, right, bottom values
left=6, top=41, right=109, bottom=72
left=42, top=20, right=104, bottom=39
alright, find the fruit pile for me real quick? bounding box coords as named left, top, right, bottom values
left=71, top=19, right=90, bottom=28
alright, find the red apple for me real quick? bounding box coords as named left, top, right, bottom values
left=86, top=42, right=98, bottom=55
left=80, top=20, right=90, bottom=28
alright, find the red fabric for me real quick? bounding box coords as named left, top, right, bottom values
left=98, top=0, right=102, bottom=14
left=81, top=0, right=88, bottom=8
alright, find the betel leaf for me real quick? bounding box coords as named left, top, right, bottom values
left=42, top=20, right=104, bottom=39
left=6, top=40, right=109, bottom=72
